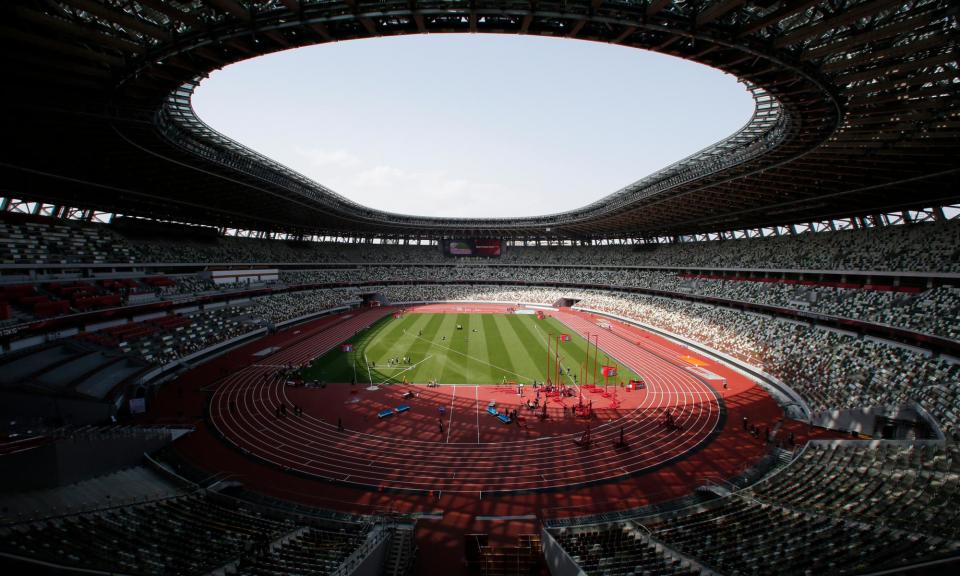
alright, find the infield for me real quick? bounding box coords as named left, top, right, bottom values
left=298, top=312, right=642, bottom=385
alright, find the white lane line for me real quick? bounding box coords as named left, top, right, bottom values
left=475, top=385, right=480, bottom=444
left=380, top=354, right=434, bottom=383
left=209, top=308, right=722, bottom=490
left=446, top=385, right=456, bottom=443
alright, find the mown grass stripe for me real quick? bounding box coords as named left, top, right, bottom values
left=489, top=315, right=528, bottom=383
left=438, top=314, right=466, bottom=383
left=298, top=313, right=641, bottom=385
left=375, top=314, right=424, bottom=363
left=504, top=315, right=553, bottom=383
left=403, top=313, right=447, bottom=383
left=482, top=314, right=516, bottom=384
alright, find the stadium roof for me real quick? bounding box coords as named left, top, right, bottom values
left=1, top=0, right=958, bottom=240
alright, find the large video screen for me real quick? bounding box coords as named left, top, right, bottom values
left=443, top=239, right=502, bottom=257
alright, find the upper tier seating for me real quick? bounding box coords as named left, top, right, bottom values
left=9, top=267, right=958, bottom=342
left=3, top=214, right=959, bottom=272
left=243, top=288, right=359, bottom=324
left=280, top=268, right=960, bottom=341
left=0, top=218, right=135, bottom=264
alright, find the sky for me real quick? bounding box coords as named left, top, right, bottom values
left=193, top=34, right=755, bottom=219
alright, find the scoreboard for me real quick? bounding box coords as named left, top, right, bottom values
left=442, top=239, right=502, bottom=257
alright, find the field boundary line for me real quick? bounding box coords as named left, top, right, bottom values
left=378, top=354, right=434, bottom=384
left=446, top=385, right=456, bottom=443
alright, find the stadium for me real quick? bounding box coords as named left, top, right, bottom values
left=0, top=1, right=959, bottom=575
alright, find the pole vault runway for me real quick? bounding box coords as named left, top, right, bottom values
left=208, top=306, right=723, bottom=495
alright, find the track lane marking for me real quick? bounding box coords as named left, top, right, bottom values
left=446, top=385, right=456, bottom=443
left=207, top=306, right=723, bottom=492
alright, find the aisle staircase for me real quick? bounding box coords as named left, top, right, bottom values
left=382, top=523, right=416, bottom=576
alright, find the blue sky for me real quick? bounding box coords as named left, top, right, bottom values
left=193, top=34, right=754, bottom=218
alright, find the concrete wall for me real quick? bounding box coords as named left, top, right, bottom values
left=809, top=405, right=930, bottom=438
left=344, top=525, right=391, bottom=576
left=541, top=527, right=585, bottom=576
left=0, top=430, right=172, bottom=491
left=0, top=390, right=113, bottom=430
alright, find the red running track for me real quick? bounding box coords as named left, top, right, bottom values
left=208, top=306, right=722, bottom=494
left=150, top=305, right=845, bottom=576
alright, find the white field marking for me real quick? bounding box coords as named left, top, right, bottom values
left=406, top=331, right=535, bottom=382
left=446, top=385, right=456, bottom=443
left=363, top=352, right=373, bottom=385
left=377, top=355, right=434, bottom=384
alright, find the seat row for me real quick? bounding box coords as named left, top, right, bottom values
left=0, top=493, right=370, bottom=576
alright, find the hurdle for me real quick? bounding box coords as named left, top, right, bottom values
left=573, top=424, right=592, bottom=448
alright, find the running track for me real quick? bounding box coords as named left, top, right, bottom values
left=208, top=306, right=723, bottom=494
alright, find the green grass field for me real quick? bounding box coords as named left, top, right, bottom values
left=299, top=313, right=641, bottom=385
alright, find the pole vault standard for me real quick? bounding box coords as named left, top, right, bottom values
left=584, top=331, right=590, bottom=388
left=546, top=332, right=553, bottom=385
left=555, top=334, right=561, bottom=392
left=593, top=334, right=600, bottom=386
left=587, top=332, right=592, bottom=387
left=589, top=334, right=595, bottom=387
left=352, top=349, right=357, bottom=384
left=604, top=353, right=611, bottom=390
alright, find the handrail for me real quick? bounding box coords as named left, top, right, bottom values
left=698, top=476, right=739, bottom=492
left=329, top=523, right=392, bottom=576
